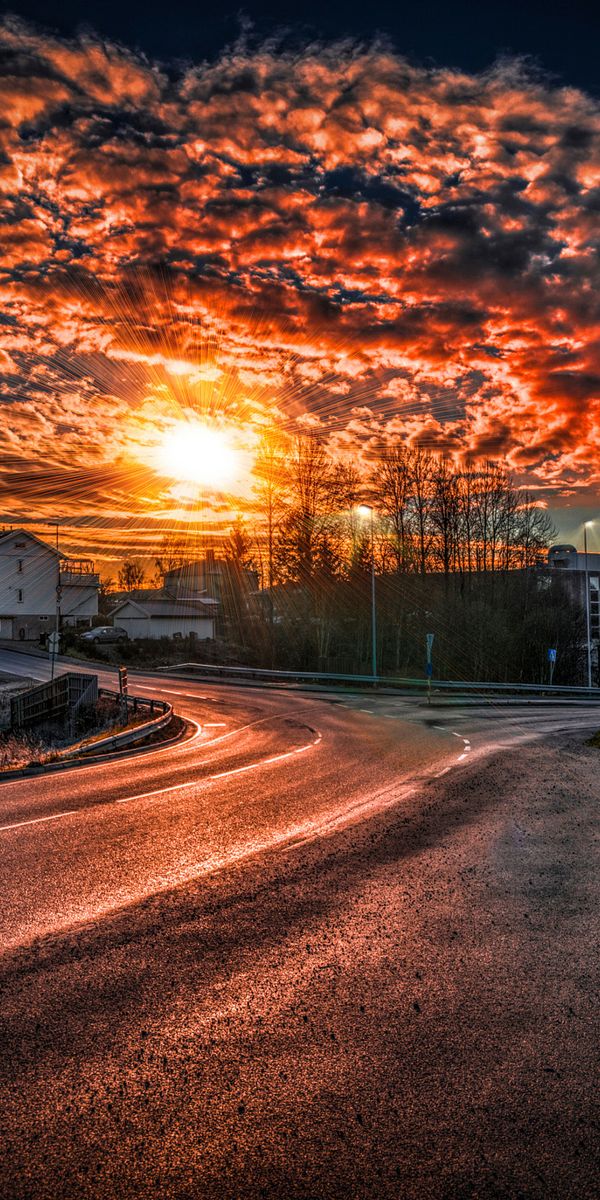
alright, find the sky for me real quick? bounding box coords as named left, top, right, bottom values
left=0, top=1, right=599, bottom=569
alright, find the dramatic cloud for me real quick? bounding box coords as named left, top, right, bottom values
left=1, top=17, right=599, bottom=560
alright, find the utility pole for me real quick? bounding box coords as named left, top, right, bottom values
left=51, top=521, right=61, bottom=682
left=584, top=522, right=592, bottom=688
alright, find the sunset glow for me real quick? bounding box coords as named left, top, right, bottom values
left=159, top=423, right=241, bottom=489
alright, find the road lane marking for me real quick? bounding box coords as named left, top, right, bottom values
left=0, top=809, right=78, bottom=833
left=203, top=722, right=227, bottom=727
left=131, top=686, right=208, bottom=699
left=117, top=733, right=322, bottom=803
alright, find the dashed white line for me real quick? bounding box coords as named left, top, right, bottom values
left=117, top=734, right=322, bottom=803
left=0, top=809, right=77, bottom=833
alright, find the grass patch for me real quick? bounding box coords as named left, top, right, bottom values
left=587, top=731, right=600, bottom=748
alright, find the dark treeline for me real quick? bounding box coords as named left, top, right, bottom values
left=216, top=436, right=585, bottom=686
left=132, top=435, right=583, bottom=684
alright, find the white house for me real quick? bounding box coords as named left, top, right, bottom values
left=0, top=529, right=99, bottom=641
left=110, top=595, right=217, bottom=641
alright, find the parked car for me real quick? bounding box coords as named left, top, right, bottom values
left=80, top=625, right=128, bottom=644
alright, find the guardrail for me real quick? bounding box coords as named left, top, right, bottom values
left=157, top=661, right=600, bottom=700
left=64, top=689, right=173, bottom=758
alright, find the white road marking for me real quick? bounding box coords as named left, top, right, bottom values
left=132, top=686, right=208, bottom=699
left=203, top=722, right=227, bottom=728
left=0, top=809, right=78, bottom=834
left=117, top=733, right=322, bottom=803
left=359, top=709, right=374, bottom=714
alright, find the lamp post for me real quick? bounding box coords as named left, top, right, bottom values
left=358, top=505, right=377, bottom=681
left=584, top=521, right=592, bottom=689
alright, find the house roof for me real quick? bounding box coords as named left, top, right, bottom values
left=111, top=595, right=218, bottom=618
left=0, top=528, right=65, bottom=557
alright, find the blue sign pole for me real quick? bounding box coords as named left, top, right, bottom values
left=426, top=633, right=434, bottom=704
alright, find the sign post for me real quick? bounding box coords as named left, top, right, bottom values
left=118, top=665, right=128, bottom=724
left=548, top=647, right=557, bottom=686
left=48, top=629, right=60, bottom=677
left=426, top=633, right=435, bottom=705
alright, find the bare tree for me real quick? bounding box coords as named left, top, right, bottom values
left=409, top=446, right=434, bottom=575
left=430, top=456, right=460, bottom=577
left=117, top=559, right=146, bottom=591
left=371, top=446, right=413, bottom=572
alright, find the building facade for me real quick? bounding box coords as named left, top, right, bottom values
left=0, top=529, right=99, bottom=641
left=164, top=550, right=258, bottom=602
left=547, top=543, right=600, bottom=678
left=109, top=595, right=217, bottom=641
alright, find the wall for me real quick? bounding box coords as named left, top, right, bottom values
left=0, top=535, right=58, bottom=617
left=118, top=615, right=215, bottom=641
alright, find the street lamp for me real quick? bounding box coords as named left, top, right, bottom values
left=357, top=504, right=377, bottom=681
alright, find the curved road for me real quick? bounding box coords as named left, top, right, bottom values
left=0, top=650, right=598, bottom=1199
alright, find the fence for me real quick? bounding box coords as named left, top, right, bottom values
left=10, top=672, right=99, bottom=728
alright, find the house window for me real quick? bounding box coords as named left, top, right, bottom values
left=39, top=616, right=48, bottom=622
left=17, top=559, right=23, bottom=572
left=17, top=589, right=23, bottom=603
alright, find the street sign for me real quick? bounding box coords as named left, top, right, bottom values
left=548, top=648, right=557, bottom=662
left=48, top=630, right=60, bottom=653
left=426, top=633, right=435, bottom=659
left=425, top=662, right=433, bottom=677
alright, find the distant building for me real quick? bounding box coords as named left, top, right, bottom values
left=547, top=544, right=600, bottom=637
left=109, top=595, right=217, bottom=641
left=546, top=544, right=600, bottom=678
left=0, top=529, right=99, bottom=641
left=164, top=549, right=259, bottom=603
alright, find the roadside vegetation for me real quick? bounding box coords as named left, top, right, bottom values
left=0, top=694, right=152, bottom=771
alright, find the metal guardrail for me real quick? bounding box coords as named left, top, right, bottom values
left=157, top=661, right=600, bottom=700
left=64, top=689, right=173, bottom=758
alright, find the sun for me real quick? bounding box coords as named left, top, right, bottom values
left=159, top=422, right=240, bottom=488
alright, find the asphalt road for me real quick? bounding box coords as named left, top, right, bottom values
left=0, top=649, right=598, bottom=1199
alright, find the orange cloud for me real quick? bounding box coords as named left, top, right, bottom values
left=0, top=19, right=599, bottom=559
